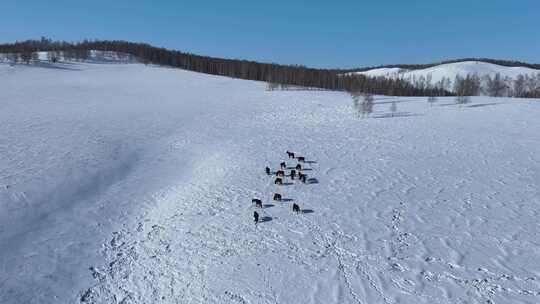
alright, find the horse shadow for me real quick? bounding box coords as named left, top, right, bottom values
left=281, top=198, right=294, bottom=202
left=260, top=216, right=273, bottom=223
left=263, top=204, right=275, bottom=208
left=307, top=178, right=319, bottom=184
left=373, top=112, right=422, bottom=119
left=281, top=182, right=294, bottom=186
left=304, top=160, right=317, bottom=164
left=301, top=209, right=314, bottom=214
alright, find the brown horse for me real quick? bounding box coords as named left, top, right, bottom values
left=274, top=178, right=283, bottom=185
left=252, top=198, right=263, bottom=207
left=273, top=193, right=282, bottom=201
left=276, top=170, right=285, bottom=177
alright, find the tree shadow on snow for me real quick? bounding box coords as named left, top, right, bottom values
left=468, top=103, right=500, bottom=108
left=373, top=99, right=410, bottom=105
left=373, top=112, right=422, bottom=119
left=31, top=61, right=82, bottom=71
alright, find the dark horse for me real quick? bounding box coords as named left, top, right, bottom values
left=286, top=151, right=295, bottom=159
left=298, top=173, right=307, bottom=183
left=292, top=203, right=301, bottom=213
left=252, top=199, right=263, bottom=208
left=254, top=211, right=259, bottom=223
left=273, top=193, right=282, bottom=201
left=295, top=164, right=302, bottom=171
left=265, top=166, right=271, bottom=175
left=276, top=170, right=285, bottom=177
left=290, top=169, right=296, bottom=180
left=274, top=178, right=283, bottom=185
left=280, top=162, right=287, bottom=169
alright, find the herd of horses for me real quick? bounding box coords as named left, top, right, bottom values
left=253, top=150, right=311, bottom=224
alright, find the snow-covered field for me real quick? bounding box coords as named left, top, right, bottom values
left=1, top=60, right=539, bottom=304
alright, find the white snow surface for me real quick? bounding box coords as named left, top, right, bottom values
left=356, top=61, right=540, bottom=86
left=1, top=60, right=540, bottom=304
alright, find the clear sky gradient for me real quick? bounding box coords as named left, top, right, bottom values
left=1, top=0, right=539, bottom=68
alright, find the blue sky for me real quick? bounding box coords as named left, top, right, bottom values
left=1, top=0, right=539, bottom=68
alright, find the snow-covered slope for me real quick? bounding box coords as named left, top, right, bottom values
left=356, top=61, right=540, bottom=90
left=355, top=67, right=406, bottom=78
left=1, top=60, right=540, bottom=304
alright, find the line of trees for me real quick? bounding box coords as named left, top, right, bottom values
left=381, top=72, right=540, bottom=98
left=452, top=73, right=540, bottom=98
left=0, top=37, right=451, bottom=97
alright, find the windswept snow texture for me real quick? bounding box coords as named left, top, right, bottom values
left=1, top=60, right=540, bottom=304
left=356, top=61, right=540, bottom=88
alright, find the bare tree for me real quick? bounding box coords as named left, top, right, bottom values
left=31, top=51, right=39, bottom=63
left=427, top=96, right=437, bottom=106
left=390, top=100, right=397, bottom=117
left=454, top=74, right=481, bottom=96
left=20, top=50, right=32, bottom=64
left=426, top=73, right=433, bottom=89
left=361, top=94, right=375, bottom=117
left=266, top=82, right=279, bottom=91
left=513, top=74, right=526, bottom=97
left=455, top=95, right=470, bottom=107
left=524, top=74, right=539, bottom=97
left=7, top=52, right=18, bottom=64
left=485, top=73, right=507, bottom=97
left=349, top=87, right=364, bottom=117
left=47, top=51, right=58, bottom=63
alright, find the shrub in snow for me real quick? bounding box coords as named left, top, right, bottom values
left=455, top=95, right=470, bottom=106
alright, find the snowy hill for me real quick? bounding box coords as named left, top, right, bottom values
left=1, top=60, right=540, bottom=304
left=355, top=61, right=540, bottom=91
